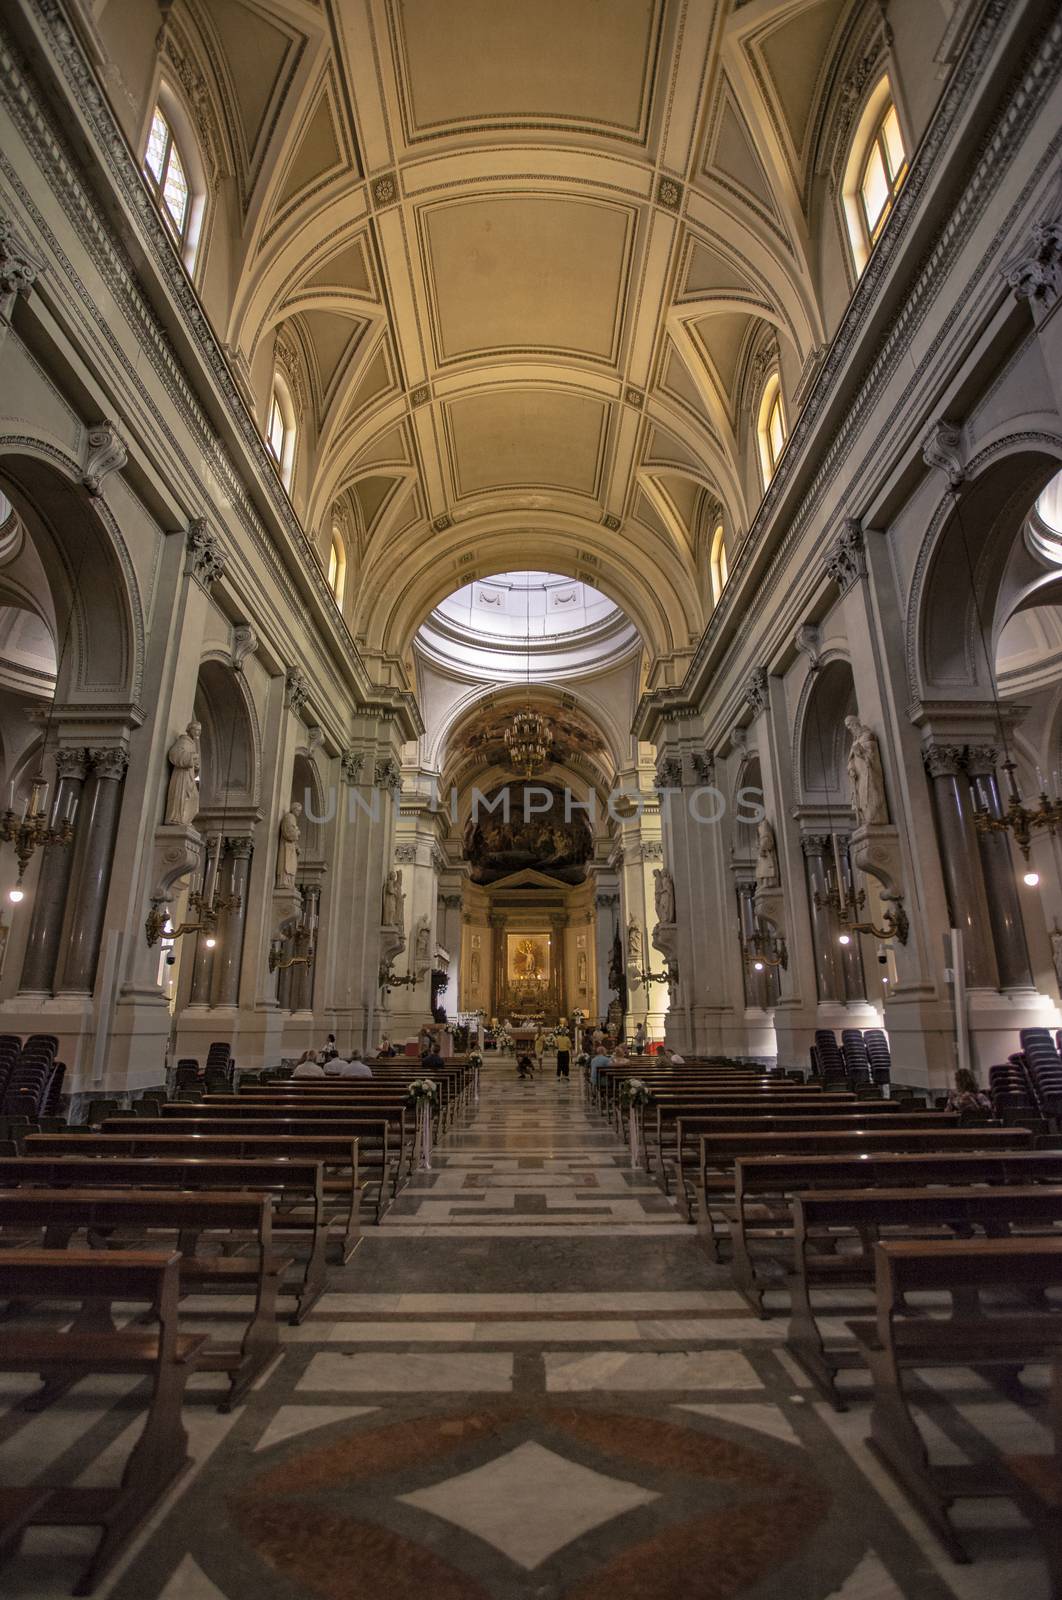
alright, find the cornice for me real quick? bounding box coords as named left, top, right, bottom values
left=634, top=2, right=1062, bottom=742
left=0, top=2, right=399, bottom=717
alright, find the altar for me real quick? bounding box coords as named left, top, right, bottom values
left=459, top=866, right=598, bottom=1028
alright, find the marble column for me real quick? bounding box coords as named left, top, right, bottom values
left=438, top=892, right=462, bottom=1015
left=490, top=912, right=506, bottom=1019
left=736, top=878, right=770, bottom=1010
left=838, top=837, right=868, bottom=1003
left=802, top=835, right=844, bottom=1003
left=290, top=883, right=320, bottom=1013
left=966, top=748, right=1034, bottom=990
left=551, top=913, right=568, bottom=1018
left=924, top=744, right=999, bottom=988
left=19, top=747, right=88, bottom=995
left=55, top=747, right=128, bottom=994
left=212, top=836, right=253, bottom=1007
left=188, top=834, right=221, bottom=1006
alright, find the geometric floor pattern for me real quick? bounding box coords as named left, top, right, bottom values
left=2, top=1060, right=1053, bottom=1598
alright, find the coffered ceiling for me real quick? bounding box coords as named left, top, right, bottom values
left=160, top=0, right=877, bottom=667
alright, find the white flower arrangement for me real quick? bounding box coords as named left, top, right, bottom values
left=574, top=1052, right=591, bottom=1069
left=619, top=1076, right=652, bottom=1108
left=468, top=1051, right=483, bottom=1068
left=407, top=1077, right=439, bottom=1103
left=543, top=1032, right=557, bottom=1049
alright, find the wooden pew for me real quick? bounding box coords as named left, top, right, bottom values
left=102, top=1117, right=393, bottom=1215
left=0, top=1154, right=331, bottom=1319
left=27, top=1129, right=373, bottom=1230
left=149, top=1102, right=415, bottom=1186
left=1003, top=1355, right=1062, bottom=1596
left=650, top=1096, right=893, bottom=1186
left=847, top=1237, right=1062, bottom=1561
left=0, top=1188, right=285, bottom=1408
left=0, top=1489, right=50, bottom=1572
left=0, top=1249, right=207, bottom=1594
left=788, top=1183, right=1062, bottom=1405
left=690, top=1126, right=1034, bottom=1247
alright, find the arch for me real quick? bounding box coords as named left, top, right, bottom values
left=435, top=679, right=623, bottom=793
left=0, top=438, right=141, bottom=703
left=909, top=435, right=1062, bottom=706
left=193, top=657, right=259, bottom=814
left=756, top=370, right=786, bottom=488
left=793, top=655, right=858, bottom=808
left=142, top=80, right=209, bottom=272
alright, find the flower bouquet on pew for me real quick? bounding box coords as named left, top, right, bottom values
left=619, top=1077, right=652, bottom=1170
left=467, top=1050, right=483, bottom=1104
left=406, top=1077, right=439, bottom=1170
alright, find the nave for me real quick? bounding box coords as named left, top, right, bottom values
left=1, top=1057, right=1054, bottom=1600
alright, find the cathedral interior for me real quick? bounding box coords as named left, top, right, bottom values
left=0, top=1, right=1061, bottom=1597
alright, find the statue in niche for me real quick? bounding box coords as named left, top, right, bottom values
left=382, top=868, right=404, bottom=927
left=654, top=867, right=676, bottom=926
left=276, top=802, right=302, bottom=888
left=845, top=716, right=889, bottom=827
left=414, top=918, right=431, bottom=965
left=755, top=818, right=779, bottom=887
left=164, top=720, right=201, bottom=827
left=627, top=919, right=642, bottom=958
left=470, top=950, right=481, bottom=989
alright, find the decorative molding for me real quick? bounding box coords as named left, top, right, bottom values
left=655, top=757, right=682, bottom=789
left=81, top=420, right=127, bottom=496
left=656, top=176, right=683, bottom=210
left=89, top=745, right=129, bottom=779
left=394, top=842, right=416, bottom=863
left=923, top=743, right=965, bottom=779
left=306, top=724, right=324, bottom=752
left=53, top=745, right=88, bottom=781
left=284, top=667, right=310, bottom=714
left=340, top=749, right=365, bottom=785
left=690, top=750, right=715, bottom=786
left=375, top=756, right=402, bottom=793
left=793, top=623, right=823, bottom=670
left=963, top=743, right=1000, bottom=776
left=231, top=622, right=258, bottom=673
left=1002, top=167, right=1062, bottom=315
left=0, top=212, right=44, bottom=319
left=745, top=666, right=769, bottom=716
left=922, top=421, right=966, bottom=489
left=372, top=172, right=398, bottom=207
left=602, top=513, right=621, bottom=532
left=185, top=518, right=226, bottom=588
left=642, top=840, right=664, bottom=861
left=273, top=328, right=307, bottom=417
left=624, top=387, right=644, bottom=408
left=823, top=518, right=866, bottom=594
left=410, top=384, right=430, bottom=407
left=432, top=513, right=453, bottom=532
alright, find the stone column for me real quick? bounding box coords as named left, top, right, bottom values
left=187, top=833, right=220, bottom=1006
left=438, top=892, right=462, bottom=1014
left=924, top=744, right=999, bottom=988
left=736, top=878, right=770, bottom=1010
left=837, top=836, right=868, bottom=1003
left=212, top=836, right=253, bottom=1008
left=594, top=887, right=619, bottom=1024
left=55, top=747, right=129, bottom=994
left=289, top=883, right=319, bottom=1014
left=490, top=911, right=506, bottom=1019
left=551, top=912, right=568, bottom=1017
left=966, top=748, right=1034, bottom=990
left=19, top=747, right=88, bottom=995
left=802, top=835, right=844, bottom=1003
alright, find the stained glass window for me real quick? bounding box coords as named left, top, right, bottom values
left=143, top=105, right=193, bottom=250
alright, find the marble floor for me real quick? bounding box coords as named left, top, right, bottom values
left=1, top=1062, right=1053, bottom=1599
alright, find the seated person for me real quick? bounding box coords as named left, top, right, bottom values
left=589, top=1050, right=612, bottom=1088
left=326, top=1053, right=373, bottom=1078
left=421, top=1049, right=445, bottom=1071
left=292, top=1049, right=325, bottom=1079
left=659, top=1045, right=685, bottom=1065
left=377, top=1035, right=397, bottom=1058
left=945, top=1067, right=991, bottom=1115
left=516, top=1052, right=535, bottom=1079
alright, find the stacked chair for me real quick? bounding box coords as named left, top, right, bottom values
left=0, top=1035, right=64, bottom=1118
left=812, top=1029, right=848, bottom=1088
left=205, top=1040, right=234, bottom=1092
left=1018, top=1028, right=1062, bottom=1118
left=863, top=1028, right=892, bottom=1084
left=840, top=1029, right=872, bottom=1089
left=0, top=1033, right=20, bottom=1102
left=988, top=1060, right=1039, bottom=1121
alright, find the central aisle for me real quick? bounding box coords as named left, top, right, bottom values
left=21, top=1055, right=1046, bottom=1600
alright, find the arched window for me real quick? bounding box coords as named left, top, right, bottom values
left=266, top=372, right=297, bottom=489
left=757, top=374, right=786, bottom=487
left=328, top=531, right=346, bottom=605
left=710, top=523, right=728, bottom=605
left=843, top=80, right=908, bottom=274
left=143, top=96, right=205, bottom=269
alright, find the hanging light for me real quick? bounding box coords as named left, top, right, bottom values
left=505, top=575, right=551, bottom=779
left=1024, top=869, right=1041, bottom=888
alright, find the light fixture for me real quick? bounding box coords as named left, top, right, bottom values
left=838, top=932, right=852, bottom=946
left=742, top=929, right=788, bottom=970
left=753, top=959, right=765, bottom=972
left=8, top=886, right=24, bottom=904
left=1024, top=869, right=1041, bottom=887
left=505, top=575, right=551, bottom=779
left=1, top=774, right=77, bottom=903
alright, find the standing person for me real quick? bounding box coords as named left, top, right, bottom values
left=534, top=1028, right=546, bottom=1071
left=554, top=1025, right=572, bottom=1080
left=633, top=1022, right=648, bottom=1055
left=320, top=1033, right=339, bottom=1063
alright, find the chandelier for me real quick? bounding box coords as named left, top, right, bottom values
left=1, top=774, right=76, bottom=903
left=973, top=757, right=1060, bottom=876
left=505, top=706, right=550, bottom=778
left=505, top=576, right=551, bottom=778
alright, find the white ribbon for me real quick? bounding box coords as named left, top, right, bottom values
left=629, top=1105, right=643, bottom=1170
left=416, top=1099, right=433, bottom=1170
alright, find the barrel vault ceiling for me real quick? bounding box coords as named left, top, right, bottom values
left=161, top=0, right=868, bottom=667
